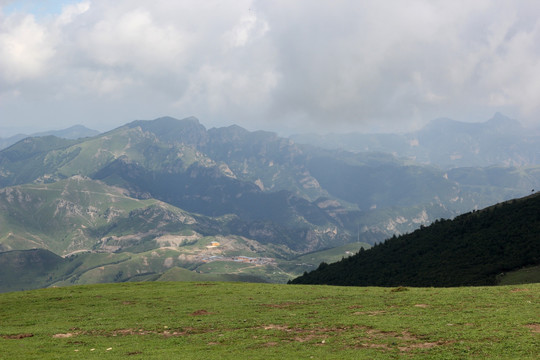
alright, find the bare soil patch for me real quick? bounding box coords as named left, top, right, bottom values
left=353, top=327, right=452, bottom=352
left=262, top=324, right=291, bottom=331
left=398, top=341, right=450, bottom=352
left=353, top=310, right=387, bottom=316
left=2, top=333, right=34, bottom=339
left=261, top=301, right=304, bottom=309
left=111, top=328, right=197, bottom=337
left=50, top=327, right=204, bottom=339
left=259, top=323, right=349, bottom=345
left=52, top=333, right=74, bottom=338
left=358, top=343, right=392, bottom=350
left=189, top=309, right=212, bottom=316
left=390, top=286, right=409, bottom=292
left=525, top=324, right=540, bottom=333
left=510, top=288, right=530, bottom=293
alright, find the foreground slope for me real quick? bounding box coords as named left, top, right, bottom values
left=0, top=282, right=538, bottom=359
left=291, top=193, right=540, bottom=287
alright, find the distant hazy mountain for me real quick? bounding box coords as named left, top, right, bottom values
left=0, top=125, right=100, bottom=150
left=33, top=124, right=100, bottom=139
left=290, top=113, right=540, bottom=168
left=290, top=193, right=540, bottom=287
left=0, top=134, right=27, bottom=150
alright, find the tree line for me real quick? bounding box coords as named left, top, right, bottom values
left=290, top=194, right=540, bottom=287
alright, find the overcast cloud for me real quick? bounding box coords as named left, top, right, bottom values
left=1, top=0, right=540, bottom=136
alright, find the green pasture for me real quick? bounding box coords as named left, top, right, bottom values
left=0, top=282, right=538, bottom=359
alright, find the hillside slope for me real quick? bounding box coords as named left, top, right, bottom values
left=0, top=249, right=66, bottom=292
left=291, top=193, right=540, bottom=287
left=0, top=176, right=374, bottom=291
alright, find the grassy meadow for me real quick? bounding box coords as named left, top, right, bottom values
left=0, top=282, right=538, bottom=359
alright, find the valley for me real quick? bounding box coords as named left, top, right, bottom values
left=0, top=115, right=539, bottom=291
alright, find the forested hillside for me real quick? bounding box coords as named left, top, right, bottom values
left=290, top=193, right=540, bottom=287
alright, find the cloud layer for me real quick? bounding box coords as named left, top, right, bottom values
left=1, top=0, right=540, bottom=134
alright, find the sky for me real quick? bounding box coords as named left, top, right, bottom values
left=1, top=0, right=540, bottom=136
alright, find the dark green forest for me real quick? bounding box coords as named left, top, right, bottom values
left=290, top=193, right=540, bottom=287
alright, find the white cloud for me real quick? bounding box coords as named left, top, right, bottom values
left=56, top=1, right=89, bottom=25
left=1, top=0, right=540, bottom=134
left=0, top=13, right=55, bottom=82
left=78, top=7, right=188, bottom=71
left=224, top=11, right=269, bottom=48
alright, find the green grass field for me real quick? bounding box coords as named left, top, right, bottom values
left=498, top=265, right=540, bottom=285
left=0, top=282, right=538, bottom=359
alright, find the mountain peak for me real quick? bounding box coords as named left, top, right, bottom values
left=421, top=113, right=523, bottom=135
left=421, top=117, right=473, bottom=134
left=127, top=116, right=208, bottom=145
left=153, top=116, right=200, bottom=124
left=208, top=124, right=250, bottom=141
left=487, top=112, right=522, bottom=129
left=32, top=125, right=100, bottom=140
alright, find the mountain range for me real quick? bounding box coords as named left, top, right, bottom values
left=0, top=114, right=538, bottom=290
left=0, top=125, right=100, bottom=151
left=291, top=113, right=540, bottom=168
